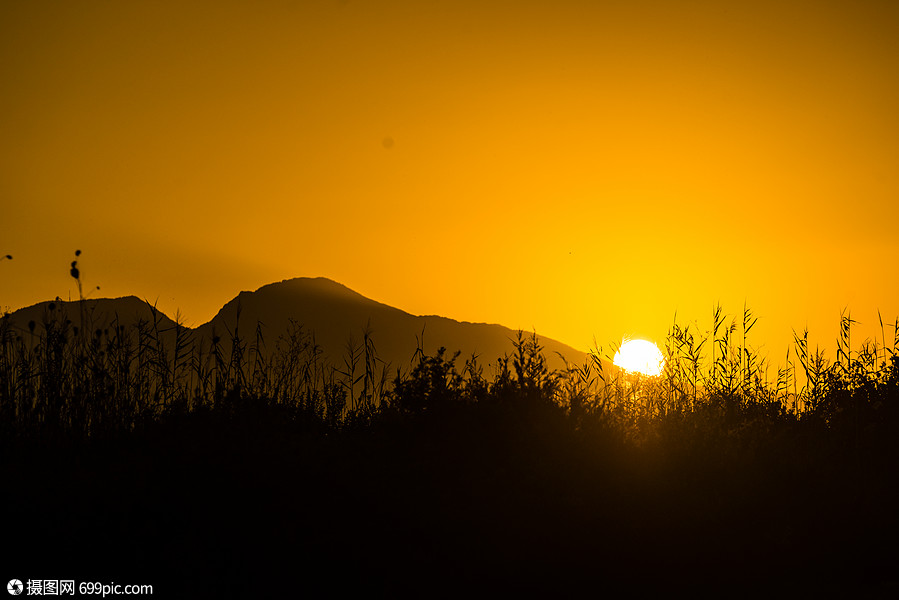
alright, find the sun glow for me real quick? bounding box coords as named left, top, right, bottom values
left=613, top=339, right=665, bottom=377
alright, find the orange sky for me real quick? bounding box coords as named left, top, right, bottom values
left=2, top=0, right=897, bottom=362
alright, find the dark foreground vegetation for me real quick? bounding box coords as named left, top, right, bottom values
left=2, top=297, right=899, bottom=597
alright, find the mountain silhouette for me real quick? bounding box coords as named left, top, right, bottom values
left=195, top=278, right=586, bottom=373
left=5, top=278, right=587, bottom=373
left=4, top=295, right=179, bottom=335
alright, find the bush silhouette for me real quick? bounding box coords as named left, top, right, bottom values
left=2, top=287, right=899, bottom=594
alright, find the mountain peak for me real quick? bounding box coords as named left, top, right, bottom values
left=253, top=277, right=370, bottom=300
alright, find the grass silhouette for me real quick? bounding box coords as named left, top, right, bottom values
left=2, top=259, right=898, bottom=595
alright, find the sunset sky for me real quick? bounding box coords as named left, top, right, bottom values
left=2, top=0, right=897, bottom=361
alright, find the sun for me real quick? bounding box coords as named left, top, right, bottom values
left=613, top=339, right=665, bottom=377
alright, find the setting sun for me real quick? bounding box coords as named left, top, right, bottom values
left=613, top=339, right=665, bottom=377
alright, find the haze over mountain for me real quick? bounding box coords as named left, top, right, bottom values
left=5, top=278, right=587, bottom=373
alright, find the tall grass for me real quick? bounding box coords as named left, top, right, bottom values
left=1, top=261, right=897, bottom=442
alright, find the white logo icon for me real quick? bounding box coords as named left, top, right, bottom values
left=6, top=580, right=23, bottom=596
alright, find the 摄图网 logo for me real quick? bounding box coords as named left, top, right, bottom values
left=6, top=580, right=23, bottom=596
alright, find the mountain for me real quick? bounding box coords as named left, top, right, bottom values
left=4, top=278, right=587, bottom=373
left=2, top=295, right=179, bottom=337
left=194, top=278, right=586, bottom=373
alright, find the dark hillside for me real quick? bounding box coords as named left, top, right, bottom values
left=4, top=296, right=179, bottom=337
left=194, top=277, right=587, bottom=372
left=5, top=278, right=588, bottom=374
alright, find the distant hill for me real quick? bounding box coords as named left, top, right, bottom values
left=4, top=278, right=587, bottom=373
left=3, top=296, right=180, bottom=336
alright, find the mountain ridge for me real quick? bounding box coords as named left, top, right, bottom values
left=4, top=277, right=587, bottom=371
